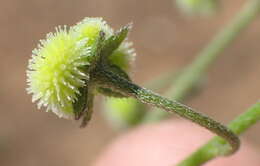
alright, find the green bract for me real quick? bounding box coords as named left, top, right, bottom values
left=71, top=17, right=135, bottom=71
left=27, top=17, right=135, bottom=119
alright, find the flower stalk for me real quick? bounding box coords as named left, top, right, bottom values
left=92, top=64, right=240, bottom=155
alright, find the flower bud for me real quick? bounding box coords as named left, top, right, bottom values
left=176, top=0, right=218, bottom=16
left=103, top=97, right=147, bottom=129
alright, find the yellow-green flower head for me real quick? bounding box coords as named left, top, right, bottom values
left=109, top=41, right=136, bottom=71
left=27, top=26, right=91, bottom=119
left=27, top=17, right=136, bottom=120
left=71, top=17, right=114, bottom=46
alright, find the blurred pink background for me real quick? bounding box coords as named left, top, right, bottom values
left=0, top=0, right=260, bottom=165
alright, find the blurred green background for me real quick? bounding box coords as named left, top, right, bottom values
left=1, top=0, right=260, bottom=165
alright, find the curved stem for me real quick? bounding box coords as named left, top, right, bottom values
left=177, top=102, right=260, bottom=166
left=94, top=68, right=240, bottom=155
left=144, top=0, right=260, bottom=122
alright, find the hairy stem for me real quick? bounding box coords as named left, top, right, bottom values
left=144, top=0, right=260, bottom=122
left=177, top=102, right=260, bottom=166
left=94, top=68, right=240, bottom=155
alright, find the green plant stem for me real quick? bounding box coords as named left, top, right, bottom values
left=177, top=102, right=260, bottom=166
left=143, top=0, right=260, bottom=122
left=94, top=68, right=240, bottom=155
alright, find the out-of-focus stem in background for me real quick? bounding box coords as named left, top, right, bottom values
left=143, top=0, right=260, bottom=123
left=177, top=102, right=260, bottom=166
